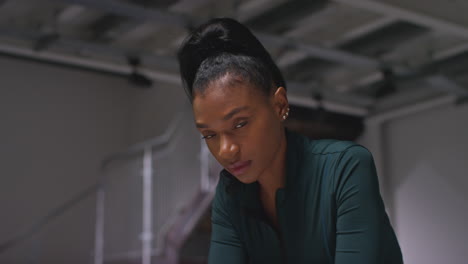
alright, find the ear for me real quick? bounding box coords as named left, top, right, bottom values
left=272, top=86, right=289, bottom=121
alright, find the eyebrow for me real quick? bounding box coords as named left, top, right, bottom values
left=196, top=106, right=249, bottom=128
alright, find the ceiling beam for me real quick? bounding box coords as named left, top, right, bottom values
left=288, top=93, right=369, bottom=116
left=59, top=0, right=190, bottom=27
left=236, top=0, right=287, bottom=23
left=331, top=37, right=468, bottom=93
left=57, top=0, right=380, bottom=67
left=112, top=0, right=212, bottom=48
left=275, top=9, right=396, bottom=75
left=276, top=50, right=309, bottom=68
left=334, top=0, right=468, bottom=39
left=331, top=16, right=398, bottom=46
left=287, top=81, right=373, bottom=116
left=362, top=74, right=467, bottom=116
left=284, top=3, right=341, bottom=39
left=0, top=27, right=179, bottom=71
left=288, top=81, right=376, bottom=106
left=255, top=32, right=380, bottom=67
left=425, top=75, right=468, bottom=97
left=56, top=4, right=87, bottom=24
left=367, top=94, right=455, bottom=123
left=0, top=41, right=181, bottom=84
left=334, top=70, right=384, bottom=92
left=170, top=0, right=215, bottom=13
left=276, top=16, right=398, bottom=70
left=0, top=36, right=372, bottom=116
left=433, top=42, right=468, bottom=61
left=0, top=25, right=374, bottom=116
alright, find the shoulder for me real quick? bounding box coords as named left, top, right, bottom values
left=286, top=129, right=374, bottom=172
left=290, top=129, right=371, bottom=160
left=290, top=131, right=375, bottom=179
left=304, top=137, right=362, bottom=156
left=305, top=137, right=375, bottom=172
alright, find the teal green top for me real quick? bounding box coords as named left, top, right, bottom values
left=208, top=129, right=403, bottom=264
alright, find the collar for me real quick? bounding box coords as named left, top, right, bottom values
left=220, top=128, right=303, bottom=211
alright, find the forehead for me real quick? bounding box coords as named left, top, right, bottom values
left=192, top=75, right=267, bottom=116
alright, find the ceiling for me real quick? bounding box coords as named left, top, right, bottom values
left=1, top=0, right=468, bottom=117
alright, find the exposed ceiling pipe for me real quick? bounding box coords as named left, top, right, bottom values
left=255, top=32, right=379, bottom=67
left=425, top=75, right=468, bottom=98
left=57, top=0, right=380, bottom=67
left=333, top=43, right=468, bottom=96
left=288, top=93, right=369, bottom=117
left=332, top=16, right=399, bottom=47
left=334, top=0, right=468, bottom=39
left=367, top=94, right=456, bottom=123
left=60, top=0, right=190, bottom=27
left=0, top=40, right=374, bottom=116
left=0, top=42, right=181, bottom=85
left=0, top=27, right=179, bottom=71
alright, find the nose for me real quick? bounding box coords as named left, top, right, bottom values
left=218, top=135, right=239, bottom=160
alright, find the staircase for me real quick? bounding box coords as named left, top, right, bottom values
left=0, top=111, right=220, bottom=264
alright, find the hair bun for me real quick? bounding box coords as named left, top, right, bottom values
left=195, top=21, right=245, bottom=60
left=177, top=17, right=286, bottom=97
left=177, top=18, right=251, bottom=92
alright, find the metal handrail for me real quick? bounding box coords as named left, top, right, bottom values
left=101, top=111, right=184, bottom=168
left=0, top=110, right=187, bottom=257
left=93, top=109, right=219, bottom=264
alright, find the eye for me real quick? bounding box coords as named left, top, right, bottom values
left=235, top=121, right=248, bottom=129
left=202, top=134, right=215, bottom=140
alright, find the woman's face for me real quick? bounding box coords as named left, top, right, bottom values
left=192, top=74, right=288, bottom=184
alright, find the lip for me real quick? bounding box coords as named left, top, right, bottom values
left=228, top=160, right=252, bottom=176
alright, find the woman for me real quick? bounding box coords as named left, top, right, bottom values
left=177, top=18, right=403, bottom=264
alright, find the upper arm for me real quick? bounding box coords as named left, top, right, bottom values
left=333, top=146, right=402, bottom=263
left=208, top=184, right=247, bottom=264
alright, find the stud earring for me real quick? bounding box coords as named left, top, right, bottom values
left=282, top=107, right=290, bottom=120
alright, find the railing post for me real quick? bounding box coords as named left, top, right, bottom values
left=141, top=147, right=154, bottom=264
left=94, top=185, right=105, bottom=264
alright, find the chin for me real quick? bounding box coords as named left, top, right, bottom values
left=235, top=173, right=257, bottom=184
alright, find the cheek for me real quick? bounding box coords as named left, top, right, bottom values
left=249, top=116, right=282, bottom=159
left=257, top=111, right=282, bottom=139
left=205, top=140, right=219, bottom=158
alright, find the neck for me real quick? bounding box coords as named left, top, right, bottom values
left=257, top=128, right=287, bottom=198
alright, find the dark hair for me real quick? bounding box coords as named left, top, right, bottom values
left=177, top=17, right=286, bottom=100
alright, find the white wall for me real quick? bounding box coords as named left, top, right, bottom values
left=0, top=54, right=206, bottom=264
left=128, top=80, right=191, bottom=144
left=358, top=100, right=468, bottom=264
left=0, top=56, right=134, bottom=264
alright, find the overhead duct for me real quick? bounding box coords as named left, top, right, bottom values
left=245, top=0, right=329, bottom=34
left=286, top=96, right=365, bottom=141
left=127, top=56, right=153, bottom=88
left=339, top=21, right=429, bottom=57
